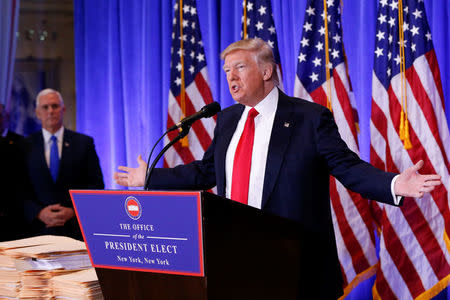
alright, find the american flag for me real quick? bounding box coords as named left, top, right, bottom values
left=370, top=0, right=450, bottom=298
left=241, top=0, right=283, bottom=88
left=164, top=0, right=215, bottom=168
left=294, top=0, right=378, bottom=295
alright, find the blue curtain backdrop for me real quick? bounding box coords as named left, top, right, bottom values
left=0, top=0, right=19, bottom=108
left=74, top=1, right=449, bottom=297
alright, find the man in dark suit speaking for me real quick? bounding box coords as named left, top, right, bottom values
left=24, top=89, right=104, bottom=240
left=114, top=39, right=441, bottom=299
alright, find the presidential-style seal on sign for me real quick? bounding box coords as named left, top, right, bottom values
left=125, top=196, right=142, bottom=220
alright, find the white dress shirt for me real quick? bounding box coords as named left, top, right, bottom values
left=42, top=127, right=64, bottom=168
left=225, top=88, right=279, bottom=209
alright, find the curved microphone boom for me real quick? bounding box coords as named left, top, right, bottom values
left=144, top=101, right=221, bottom=190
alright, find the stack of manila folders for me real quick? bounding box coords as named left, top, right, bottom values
left=0, top=235, right=103, bottom=299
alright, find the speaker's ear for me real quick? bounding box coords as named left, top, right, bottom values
left=262, top=65, right=273, bottom=81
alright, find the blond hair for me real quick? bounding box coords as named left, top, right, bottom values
left=220, top=38, right=279, bottom=86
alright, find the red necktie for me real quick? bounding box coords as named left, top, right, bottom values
left=231, top=108, right=259, bottom=204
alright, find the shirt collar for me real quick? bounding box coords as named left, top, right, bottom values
left=42, top=126, right=64, bottom=144
left=243, top=87, right=279, bottom=117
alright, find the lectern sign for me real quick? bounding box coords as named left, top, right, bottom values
left=70, top=190, right=204, bottom=277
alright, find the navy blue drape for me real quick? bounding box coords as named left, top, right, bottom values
left=74, top=1, right=449, bottom=296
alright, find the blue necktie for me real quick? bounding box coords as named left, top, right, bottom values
left=50, top=135, right=59, bottom=182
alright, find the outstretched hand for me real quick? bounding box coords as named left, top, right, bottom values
left=394, top=160, right=442, bottom=198
left=114, top=155, right=147, bottom=187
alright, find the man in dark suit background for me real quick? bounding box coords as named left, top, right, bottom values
left=0, top=104, right=23, bottom=144
left=24, top=89, right=104, bottom=240
left=114, top=39, right=441, bottom=299
left=0, top=104, right=27, bottom=241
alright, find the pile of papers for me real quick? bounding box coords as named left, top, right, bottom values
left=0, top=235, right=69, bottom=298
left=0, top=250, right=20, bottom=298
left=0, top=235, right=102, bottom=299
left=6, top=238, right=90, bottom=270
left=51, top=268, right=103, bottom=300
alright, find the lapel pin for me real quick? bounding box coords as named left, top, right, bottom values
left=284, top=122, right=290, bottom=128
left=64, top=142, right=70, bottom=147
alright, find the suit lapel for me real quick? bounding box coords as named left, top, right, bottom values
left=215, top=104, right=244, bottom=197
left=261, top=92, right=296, bottom=208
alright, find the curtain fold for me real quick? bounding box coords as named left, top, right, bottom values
left=0, top=0, right=20, bottom=108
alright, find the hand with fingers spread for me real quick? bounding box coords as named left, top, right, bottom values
left=394, top=160, right=442, bottom=198
left=114, top=154, right=147, bottom=187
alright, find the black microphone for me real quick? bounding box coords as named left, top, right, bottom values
left=144, top=101, right=221, bottom=189
left=168, top=102, right=221, bottom=131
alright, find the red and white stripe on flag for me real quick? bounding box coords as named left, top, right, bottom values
left=164, top=68, right=215, bottom=167
left=294, top=0, right=378, bottom=295
left=370, top=1, right=450, bottom=298
left=164, top=0, right=216, bottom=168
left=295, top=63, right=378, bottom=294
left=370, top=52, right=450, bottom=300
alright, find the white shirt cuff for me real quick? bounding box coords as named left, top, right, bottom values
left=391, top=175, right=402, bottom=205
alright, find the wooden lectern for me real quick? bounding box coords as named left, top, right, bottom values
left=73, top=191, right=302, bottom=300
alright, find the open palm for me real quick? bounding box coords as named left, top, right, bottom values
left=394, top=160, right=442, bottom=198
left=114, top=155, right=147, bottom=187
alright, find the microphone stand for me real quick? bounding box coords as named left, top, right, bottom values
left=143, top=125, right=191, bottom=190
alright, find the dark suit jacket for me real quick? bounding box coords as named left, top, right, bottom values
left=24, top=128, right=104, bottom=240
left=0, top=130, right=28, bottom=241
left=149, top=91, right=397, bottom=299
